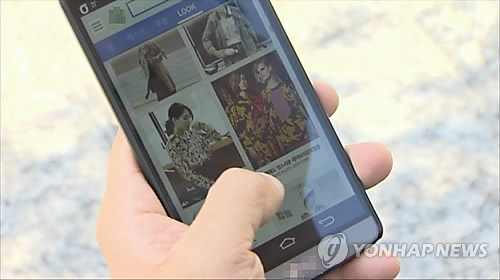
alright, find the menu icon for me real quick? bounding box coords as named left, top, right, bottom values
left=89, top=18, right=104, bottom=34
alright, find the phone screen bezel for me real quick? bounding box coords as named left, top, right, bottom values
left=60, top=0, right=383, bottom=273
left=59, top=0, right=182, bottom=221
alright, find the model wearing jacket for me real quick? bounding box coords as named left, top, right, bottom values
left=202, top=5, right=258, bottom=67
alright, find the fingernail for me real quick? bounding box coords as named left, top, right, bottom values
left=259, top=172, right=284, bottom=193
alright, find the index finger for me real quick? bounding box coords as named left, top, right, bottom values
left=313, top=81, right=340, bottom=117
left=108, top=129, right=143, bottom=176
left=104, top=129, right=166, bottom=215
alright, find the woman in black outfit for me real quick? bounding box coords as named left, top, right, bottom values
left=138, top=42, right=176, bottom=101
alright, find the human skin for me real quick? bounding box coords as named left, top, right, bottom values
left=97, top=82, right=401, bottom=279
left=172, top=109, right=192, bottom=136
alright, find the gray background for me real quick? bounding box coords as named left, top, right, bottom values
left=1, top=0, right=499, bottom=278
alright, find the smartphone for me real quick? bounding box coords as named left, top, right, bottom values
left=61, top=0, right=383, bottom=277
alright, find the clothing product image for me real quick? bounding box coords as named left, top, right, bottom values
left=202, top=5, right=258, bottom=67
left=139, top=42, right=176, bottom=101
left=262, top=82, right=314, bottom=153
left=167, top=122, right=222, bottom=189
left=227, top=93, right=280, bottom=168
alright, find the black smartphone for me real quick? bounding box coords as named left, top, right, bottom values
left=60, top=0, right=383, bottom=277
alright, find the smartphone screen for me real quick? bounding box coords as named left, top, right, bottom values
left=63, top=0, right=381, bottom=274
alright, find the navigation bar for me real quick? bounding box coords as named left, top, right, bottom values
left=93, top=0, right=226, bottom=61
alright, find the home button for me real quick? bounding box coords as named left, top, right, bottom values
left=279, top=237, right=296, bottom=250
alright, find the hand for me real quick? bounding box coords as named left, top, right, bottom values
left=155, top=53, right=165, bottom=60
left=97, top=82, right=400, bottom=278
left=213, top=48, right=237, bottom=59
left=192, top=122, right=213, bottom=132
left=191, top=121, right=201, bottom=130
left=213, top=49, right=226, bottom=59
left=223, top=48, right=237, bottom=56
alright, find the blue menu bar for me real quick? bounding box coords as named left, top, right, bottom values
left=95, top=0, right=227, bottom=61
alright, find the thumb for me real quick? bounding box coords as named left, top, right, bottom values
left=188, top=168, right=284, bottom=251
left=159, top=168, right=284, bottom=278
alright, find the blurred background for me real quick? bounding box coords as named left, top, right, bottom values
left=1, top=0, right=498, bottom=278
